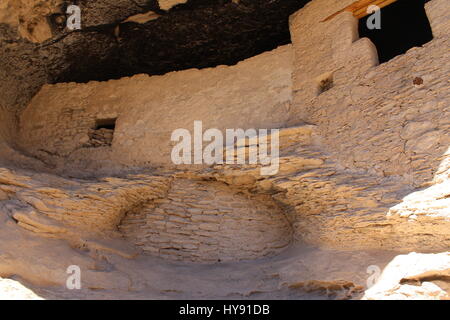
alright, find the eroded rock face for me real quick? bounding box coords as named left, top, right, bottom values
left=0, top=278, right=43, bottom=300
left=364, top=252, right=450, bottom=300
left=0, top=164, right=294, bottom=263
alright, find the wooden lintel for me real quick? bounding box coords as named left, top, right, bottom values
left=321, top=0, right=398, bottom=22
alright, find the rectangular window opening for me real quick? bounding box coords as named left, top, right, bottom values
left=95, top=118, right=117, bottom=130
left=358, top=0, right=433, bottom=64
left=87, top=118, right=117, bottom=148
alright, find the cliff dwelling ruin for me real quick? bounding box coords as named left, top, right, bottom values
left=0, top=0, right=448, bottom=300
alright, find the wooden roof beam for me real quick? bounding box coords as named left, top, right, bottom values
left=321, top=0, right=398, bottom=22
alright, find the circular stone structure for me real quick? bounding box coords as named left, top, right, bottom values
left=119, top=179, right=293, bottom=262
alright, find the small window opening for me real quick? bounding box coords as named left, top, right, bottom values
left=95, top=118, right=117, bottom=130
left=87, top=118, right=117, bottom=148
left=358, top=0, right=433, bottom=64
left=317, top=72, right=334, bottom=95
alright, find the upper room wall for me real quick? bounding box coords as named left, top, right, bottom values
left=18, top=45, right=293, bottom=168
left=288, top=0, right=450, bottom=187
left=289, top=0, right=377, bottom=106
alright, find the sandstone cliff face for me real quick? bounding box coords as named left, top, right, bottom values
left=0, top=0, right=448, bottom=300
left=364, top=252, right=450, bottom=300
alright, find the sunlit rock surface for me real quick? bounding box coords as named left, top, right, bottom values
left=0, top=0, right=448, bottom=300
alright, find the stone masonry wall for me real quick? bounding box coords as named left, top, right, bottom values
left=288, top=0, right=450, bottom=187
left=119, top=179, right=293, bottom=262
left=0, top=106, right=15, bottom=146
left=18, top=45, right=293, bottom=168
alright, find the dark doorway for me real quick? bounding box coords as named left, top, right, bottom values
left=359, top=0, right=433, bottom=64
